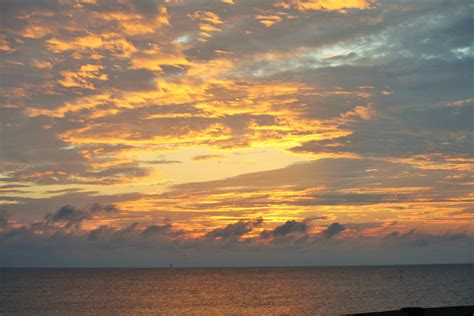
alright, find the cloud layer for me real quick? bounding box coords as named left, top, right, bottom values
left=0, top=0, right=472, bottom=265
left=1, top=205, right=471, bottom=267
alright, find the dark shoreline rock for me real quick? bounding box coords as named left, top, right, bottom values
left=346, top=305, right=474, bottom=316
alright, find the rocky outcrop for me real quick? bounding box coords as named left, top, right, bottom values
left=347, top=305, right=474, bottom=316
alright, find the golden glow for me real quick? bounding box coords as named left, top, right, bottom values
left=1, top=0, right=472, bottom=241
left=278, top=0, right=375, bottom=12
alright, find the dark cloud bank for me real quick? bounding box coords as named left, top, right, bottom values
left=0, top=205, right=471, bottom=267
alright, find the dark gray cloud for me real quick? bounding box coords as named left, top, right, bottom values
left=272, top=220, right=307, bottom=237
left=321, top=223, right=346, bottom=238
left=383, top=228, right=472, bottom=249
left=0, top=108, right=83, bottom=164
left=0, top=210, right=9, bottom=229
left=385, top=231, right=399, bottom=239
left=141, top=224, right=174, bottom=238
left=0, top=210, right=472, bottom=267
left=1, top=190, right=142, bottom=224
left=45, top=204, right=116, bottom=228
left=206, top=218, right=263, bottom=240
left=88, top=225, right=111, bottom=241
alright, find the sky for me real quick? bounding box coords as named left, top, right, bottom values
left=0, top=0, right=473, bottom=267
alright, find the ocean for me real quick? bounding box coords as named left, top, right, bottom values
left=0, top=264, right=473, bottom=315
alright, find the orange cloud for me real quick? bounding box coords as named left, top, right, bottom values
left=95, top=8, right=170, bottom=35
left=47, top=33, right=137, bottom=57
left=58, top=64, right=108, bottom=89
left=256, top=15, right=283, bottom=27
left=0, top=36, right=14, bottom=52
left=341, top=104, right=376, bottom=120
left=276, top=0, right=375, bottom=12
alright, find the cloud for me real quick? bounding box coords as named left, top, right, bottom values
left=171, top=157, right=471, bottom=205
left=45, top=204, right=116, bottom=228
left=385, top=231, right=399, bottom=239
left=192, top=154, right=225, bottom=161
left=0, top=0, right=472, bottom=267
left=87, top=222, right=182, bottom=242
left=141, top=159, right=182, bottom=164
left=0, top=210, right=9, bottom=229
left=141, top=224, right=174, bottom=238
left=206, top=218, right=263, bottom=240
left=87, top=225, right=113, bottom=241
left=0, top=209, right=472, bottom=267
left=382, top=228, right=473, bottom=249
left=449, top=207, right=474, bottom=216
left=282, top=0, right=375, bottom=13
left=321, top=222, right=345, bottom=238
left=271, top=220, right=307, bottom=237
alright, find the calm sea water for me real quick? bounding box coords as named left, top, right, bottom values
left=0, top=265, right=473, bottom=315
